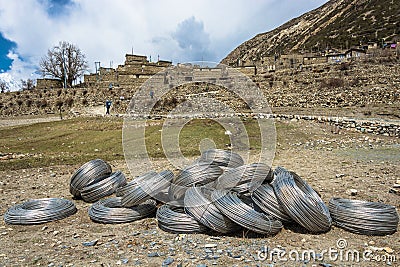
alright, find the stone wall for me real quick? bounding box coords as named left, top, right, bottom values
left=36, top=78, right=63, bottom=89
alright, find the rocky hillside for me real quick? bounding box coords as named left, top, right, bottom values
left=222, top=0, right=400, bottom=65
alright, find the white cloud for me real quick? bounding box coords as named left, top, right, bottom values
left=0, top=0, right=327, bottom=90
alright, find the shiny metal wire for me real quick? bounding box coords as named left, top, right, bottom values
left=80, top=171, right=127, bottom=203
left=156, top=203, right=208, bottom=234
left=122, top=170, right=174, bottom=207
left=329, top=198, right=399, bottom=235
left=168, top=163, right=222, bottom=201
left=272, top=167, right=331, bottom=232
left=69, top=159, right=112, bottom=198
left=215, top=163, right=272, bottom=194
left=4, top=198, right=77, bottom=225
left=251, top=184, right=293, bottom=223
left=88, top=197, right=156, bottom=224
left=210, top=189, right=283, bottom=235
left=198, top=149, right=244, bottom=168
left=184, top=186, right=241, bottom=233
left=116, top=171, right=158, bottom=197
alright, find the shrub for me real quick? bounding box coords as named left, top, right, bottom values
left=321, top=78, right=344, bottom=89
left=26, top=99, right=32, bottom=107
left=65, top=97, right=74, bottom=107
left=55, top=99, right=63, bottom=109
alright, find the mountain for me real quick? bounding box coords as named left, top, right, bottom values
left=222, top=0, right=400, bottom=66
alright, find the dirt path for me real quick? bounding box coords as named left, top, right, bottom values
left=0, top=116, right=61, bottom=128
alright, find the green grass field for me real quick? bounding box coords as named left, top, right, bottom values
left=0, top=117, right=273, bottom=171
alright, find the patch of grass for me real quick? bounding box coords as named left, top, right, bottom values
left=0, top=117, right=124, bottom=171
left=143, top=118, right=264, bottom=158
left=0, top=117, right=289, bottom=170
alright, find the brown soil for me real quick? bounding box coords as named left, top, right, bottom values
left=0, top=119, right=399, bottom=267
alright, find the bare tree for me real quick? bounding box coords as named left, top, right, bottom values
left=39, top=41, right=88, bottom=88
left=21, top=79, right=35, bottom=91
left=0, top=79, right=9, bottom=93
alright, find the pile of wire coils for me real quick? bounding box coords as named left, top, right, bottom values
left=3, top=150, right=399, bottom=236
left=4, top=198, right=77, bottom=225
left=69, top=159, right=127, bottom=202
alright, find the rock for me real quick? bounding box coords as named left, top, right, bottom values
left=82, top=239, right=98, bottom=247
left=392, top=184, right=400, bottom=189
left=347, top=189, right=358, bottom=196
left=204, top=244, right=217, bottom=249
left=335, top=173, right=345, bottom=178
left=384, top=247, right=394, bottom=254
left=389, top=188, right=399, bottom=195
left=50, top=173, right=56, bottom=177
left=162, top=257, right=174, bottom=266
left=148, top=252, right=160, bottom=257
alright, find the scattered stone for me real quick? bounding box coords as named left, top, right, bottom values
left=384, top=247, right=394, bottom=254
left=335, top=173, right=345, bottom=178
left=392, top=184, right=400, bottom=189
left=148, top=252, right=160, bottom=257
left=50, top=173, right=56, bottom=177
left=162, top=257, right=174, bottom=266
left=347, top=189, right=358, bottom=196
left=82, top=239, right=98, bottom=247
left=204, top=244, right=217, bottom=249
left=389, top=188, right=399, bottom=195
left=121, top=259, right=129, bottom=264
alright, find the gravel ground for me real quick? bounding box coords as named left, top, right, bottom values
left=0, top=120, right=399, bottom=267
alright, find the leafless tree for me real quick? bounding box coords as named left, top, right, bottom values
left=0, top=79, right=9, bottom=93
left=39, top=41, right=89, bottom=88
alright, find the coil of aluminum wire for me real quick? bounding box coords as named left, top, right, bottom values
left=88, top=197, right=156, bottom=224
left=156, top=203, right=208, bottom=234
left=198, top=149, right=244, bottom=168
left=70, top=159, right=112, bottom=198
left=215, top=163, right=272, bottom=194
left=168, top=162, right=222, bottom=201
left=329, top=198, right=399, bottom=235
left=116, top=171, right=158, bottom=197
left=251, top=184, right=292, bottom=223
left=272, top=167, right=331, bottom=233
left=80, top=171, right=127, bottom=203
left=211, top=189, right=283, bottom=235
left=184, top=186, right=241, bottom=233
left=122, top=170, right=174, bottom=207
left=4, top=198, right=77, bottom=225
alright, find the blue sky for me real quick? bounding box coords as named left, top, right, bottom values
left=0, top=0, right=327, bottom=90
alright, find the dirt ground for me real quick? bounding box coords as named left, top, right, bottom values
left=0, top=118, right=399, bottom=267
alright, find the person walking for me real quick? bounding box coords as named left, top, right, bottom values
left=105, top=99, right=112, bottom=115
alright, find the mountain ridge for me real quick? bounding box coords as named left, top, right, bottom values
left=222, top=0, right=400, bottom=65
